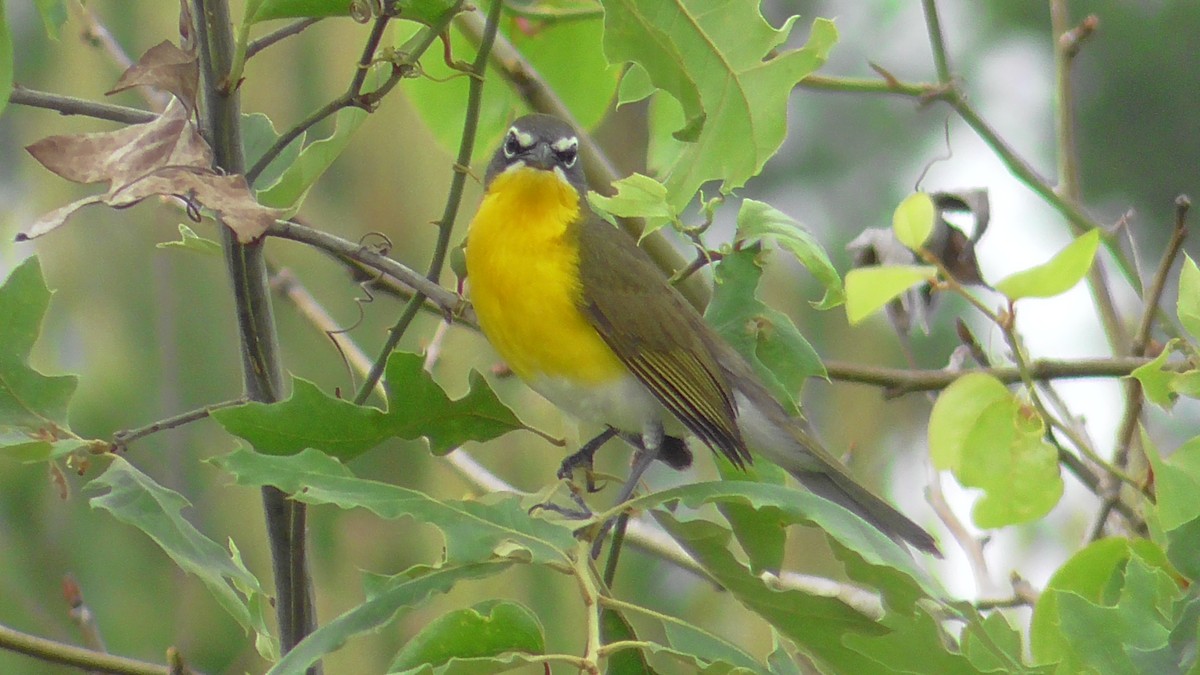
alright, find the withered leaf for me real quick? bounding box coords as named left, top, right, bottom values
left=26, top=100, right=210, bottom=187
left=20, top=99, right=284, bottom=244
left=107, top=40, right=199, bottom=113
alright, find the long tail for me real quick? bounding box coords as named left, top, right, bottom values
left=729, top=379, right=941, bottom=556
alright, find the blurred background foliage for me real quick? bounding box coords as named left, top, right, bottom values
left=0, top=0, right=1197, bottom=672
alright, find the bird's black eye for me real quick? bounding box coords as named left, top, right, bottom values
left=503, top=132, right=521, bottom=159
left=555, top=145, right=577, bottom=168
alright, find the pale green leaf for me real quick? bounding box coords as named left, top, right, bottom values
left=1178, top=254, right=1200, bottom=340
left=0, top=258, right=78, bottom=431
left=1129, top=342, right=1179, bottom=408
left=389, top=600, right=544, bottom=672
left=843, top=265, right=937, bottom=325
left=927, top=373, right=1012, bottom=471
left=616, top=62, right=656, bottom=106
left=86, top=457, right=275, bottom=654
left=705, top=249, right=824, bottom=414
left=994, top=229, right=1100, bottom=300
left=736, top=199, right=844, bottom=309
left=242, top=111, right=304, bottom=192
left=602, top=6, right=837, bottom=209
left=892, top=192, right=936, bottom=251
left=257, top=67, right=386, bottom=210
left=586, top=173, right=675, bottom=237
left=211, top=448, right=579, bottom=565
left=958, top=398, right=1064, bottom=528
left=156, top=224, right=222, bottom=255
left=267, top=561, right=515, bottom=675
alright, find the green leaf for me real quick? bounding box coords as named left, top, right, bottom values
left=1054, top=555, right=1179, bottom=675
left=267, top=561, right=515, bottom=675
left=0, top=258, right=78, bottom=432
left=602, top=7, right=836, bottom=209
left=242, top=111, right=305, bottom=192
left=212, top=351, right=531, bottom=460
left=248, top=0, right=457, bottom=22
left=994, top=229, right=1100, bottom=300
left=1144, top=432, right=1200, bottom=580
left=0, top=433, right=97, bottom=463
left=405, top=10, right=618, bottom=163
left=663, top=621, right=768, bottom=674
left=957, top=398, right=1063, bottom=528
left=156, top=224, right=222, bottom=255
left=714, top=452, right=787, bottom=576
left=1178, top=254, right=1200, bottom=340
left=960, top=612, right=1037, bottom=673
left=86, top=457, right=275, bottom=658
left=843, top=265, right=937, bottom=325
left=211, top=448, right=579, bottom=565
left=602, top=602, right=662, bottom=675
left=32, top=0, right=68, bottom=39
left=1130, top=342, right=1180, bottom=408
left=892, top=193, right=936, bottom=252
left=389, top=600, right=544, bottom=672
left=0, top=2, right=11, bottom=118
left=1030, top=538, right=1173, bottom=668
left=586, top=173, right=675, bottom=237
left=706, top=249, right=824, bottom=414
left=736, top=199, right=844, bottom=309
left=845, top=606, right=982, bottom=675
left=656, top=513, right=890, bottom=674
left=928, top=373, right=1012, bottom=472
left=257, top=68, right=386, bottom=210
left=616, top=62, right=656, bottom=105
left=631, top=480, right=943, bottom=603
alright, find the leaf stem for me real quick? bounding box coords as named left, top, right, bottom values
left=245, top=18, right=322, bottom=60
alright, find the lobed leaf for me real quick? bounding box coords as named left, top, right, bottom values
left=212, top=351, right=533, bottom=460
left=157, top=223, right=223, bottom=256
left=86, top=457, right=276, bottom=658
left=267, top=561, right=515, bottom=675
left=602, top=4, right=837, bottom=209
left=211, top=448, right=579, bottom=565
left=0, top=258, right=78, bottom=433
left=736, top=199, right=844, bottom=309
left=106, top=40, right=199, bottom=112
left=586, top=173, right=675, bottom=237
left=705, top=249, right=824, bottom=414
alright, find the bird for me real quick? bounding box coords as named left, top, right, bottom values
left=464, top=113, right=939, bottom=556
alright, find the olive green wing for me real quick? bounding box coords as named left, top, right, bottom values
left=576, top=215, right=750, bottom=467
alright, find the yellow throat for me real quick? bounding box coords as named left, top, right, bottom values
left=466, top=167, right=626, bottom=384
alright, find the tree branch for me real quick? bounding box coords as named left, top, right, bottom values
left=825, top=357, right=1159, bottom=395
left=0, top=621, right=181, bottom=675
left=246, top=18, right=321, bottom=60
left=192, top=0, right=316, bottom=665
left=9, top=86, right=156, bottom=124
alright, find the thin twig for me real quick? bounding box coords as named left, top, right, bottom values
left=826, top=356, right=1161, bottom=394
left=920, top=0, right=952, bottom=84
left=62, top=575, right=106, bottom=654
left=245, top=18, right=321, bottom=59
left=0, top=621, right=180, bottom=675
left=111, top=399, right=246, bottom=451
left=9, top=86, right=156, bottom=124
left=354, top=0, right=499, bottom=405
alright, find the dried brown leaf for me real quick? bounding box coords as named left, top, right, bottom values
left=26, top=100, right=211, bottom=188
left=107, top=40, right=199, bottom=112
left=20, top=100, right=283, bottom=243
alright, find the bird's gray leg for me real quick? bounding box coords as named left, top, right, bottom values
left=591, top=418, right=664, bottom=558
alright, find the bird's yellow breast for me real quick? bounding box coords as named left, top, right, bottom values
left=466, top=168, right=625, bottom=384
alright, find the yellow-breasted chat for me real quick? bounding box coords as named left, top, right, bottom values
left=465, top=114, right=939, bottom=556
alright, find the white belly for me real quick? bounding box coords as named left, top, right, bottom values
left=527, top=373, right=688, bottom=438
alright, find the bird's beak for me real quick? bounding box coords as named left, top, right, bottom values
left=520, top=142, right=555, bottom=171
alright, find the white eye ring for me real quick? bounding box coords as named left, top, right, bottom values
left=503, top=132, right=521, bottom=159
